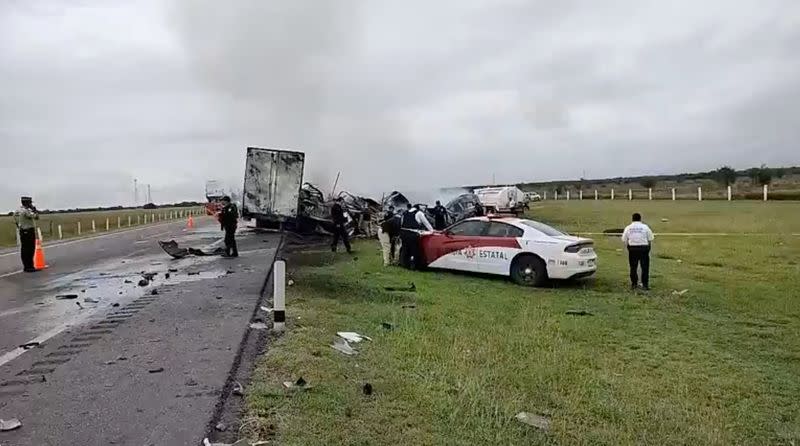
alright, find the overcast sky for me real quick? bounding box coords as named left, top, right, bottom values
left=1, top=0, right=798, bottom=210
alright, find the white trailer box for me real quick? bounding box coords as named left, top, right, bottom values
left=474, top=186, right=527, bottom=214
left=242, top=147, right=305, bottom=228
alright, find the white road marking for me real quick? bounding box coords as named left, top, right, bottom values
left=0, top=321, right=80, bottom=367
left=0, top=269, right=23, bottom=279
left=0, top=220, right=192, bottom=258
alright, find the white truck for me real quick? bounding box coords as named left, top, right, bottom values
left=473, top=186, right=528, bottom=215
left=241, top=147, right=306, bottom=229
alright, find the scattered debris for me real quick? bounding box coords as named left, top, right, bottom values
left=565, top=310, right=593, bottom=316
left=676, top=259, right=683, bottom=263
left=331, top=337, right=358, bottom=356
left=151, top=289, right=159, bottom=295
left=112, top=303, right=120, bottom=307
left=363, top=383, right=373, bottom=395
left=84, top=297, right=100, bottom=304
left=288, top=279, right=295, bottom=286
left=226, top=269, right=235, bottom=275
left=515, top=412, right=551, bottom=431
left=337, top=332, right=372, bottom=343
left=19, top=342, right=39, bottom=350
left=117, top=356, right=128, bottom=361
left=202, top=438, right=250, bottom=446
left=150, top=261, right=163, bottom=266
left=384, top=283, right=416, bottom=292
left=283, top=377, right=312, bottom=391
left=381, top=322, right=394, bottom=330
left=233, top=381, right=244, bottom=396
left=185, top=378, right=198, bottom=387
left=672, top=289, right=689, bottom=296
left=159, top=240, right=226, bottom=259
left=187, top=272, right=200, bottom=276
left=75, top=302, right=84, bottom=310
left=215, top=422, right=228, bottom=432
left=661, top=218, right=669, bottom=222
left=55, top=294, right=78, bottom=300
left=148, top=367, right=164, bottom=374
left=401, top=304, right=417, bottom=309
left=168, top=268, right=178, bottom=273
left=124, top=279, right=132, bottom=284
left=81, top=289, right=86, bottom=293
left=260, top=306, right=273, bottom=313
left=142, top=272, right=158, bottom=281
left=137, top=279, right=149, bottom=287
left=0, top=418, right=22, bottom=431
left=215, top=296, right=223, bottom=300
left=104, top=360, right=116, bottom=365
left=164, top=273, right=170, bottom=279
left=249, top=322, right=269, bottom=330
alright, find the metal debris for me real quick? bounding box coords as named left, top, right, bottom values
left=75, top=302, right=84, bottom=309
left=288, top=279, right=295, bottom=286
left=112, top=303, right=120, bottom=307
left=233, top=381, right=244, bottom=396
left=117, top=356, right=128, bottom=361
left=148, top=367, right=165, bottom=374
left=283, top=377, right=312, bottom=391
left=124, top=279, right=132, bottom=284
left=337, top=332, right=372, bottom=343
left=260, top=306, right=273, bottom=313
left=401, top=304, right=417, bottom=309
left=202, top=438, right=250, bottom=446
left=381, top=322, right=394, bottom=330
left=55, top=294, right=78, bottom=300
left=84, top=297, right=100, bottom=304
left=331, top=337, right=358, bottom=355
left=672, top=289, right=689, bottom=295
left=151, top=289, right=159, bottom=295
left=187, top=271, right=200, bottom=276
left=19, top=342, right=39, bottom=350
left=215, top=296, right=223, bottom=300
left=168, top=268, right=178, bottom=273
left=137, top=279, right=149, bottom=287
left=164, top=273, right=170, bottom=279
left=185, top=378, right=198, bottom=387
left=515, top=412, right=551, bottom=431
left=0, top=418, right=22, bottom=431
left=249, top=322, right=269, bottom=330
left=565, top=310, right=593, bottom=316
left=104, top=360, right=116, bottom=365
left=215, top=422, right=228, bottom=432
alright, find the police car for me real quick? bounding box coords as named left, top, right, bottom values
left=418, top=216, right=597, bottom=286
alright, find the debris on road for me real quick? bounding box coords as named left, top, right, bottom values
left=164, top=273, right=170, bottom=279
left=19, top=342, right=40, bottom=350
left=55, top=294, right=78, bottom=300
left=185, top=378, right=198, bottom=387
left=148, top=367, right=165, bottom=374
left=75, top=302, right=84, bottom=310
left=249, top=322, right=269, bottom=330
left=331, top=337, right=358, bottom=356
left=168, top=268, right=178, bottom=273
left=215, top=422, right=228, bottom=432
left=137, top=279, right=150, bottom=287
left=288, top=279, right=295, bottom=286
left=112, top=303, right=120, bottom=307
left=565, top=310, right=593, bottom=316
left=215, top=296, right=222, bottom=300
left=117, top=356, right=128, bottom=361
left=260, top=306, right=273, bottom=313
left=202, top=438, right=250, bottom=446
left=233, top=381, right=244, bottom=396
left=104, top=360, right=116, bottom=365
left=283, top=377, right=312, bottom=391
left=515, top=412, right=551, bottom=431
left=363, top=383, right=373, bottom=395
left=188, top=271, right=200, bottom=276
left=151, top=289, right=159, bottom=295
left=337, top=332, right=372, bottom=343
left=381, top=322, right=394, bottom=330
left=0, top=418, right=22, bottom=431
left=84, top=297, right=100, bottom=303
left=158, top=240, right=225, bottom=259
left=142, top=272, right=158, bottom=281
left=672, top=289, right=689, bottom=295
left=384, top=283, right=416, bottom=292
left=124, top=279, right=132, bottom=284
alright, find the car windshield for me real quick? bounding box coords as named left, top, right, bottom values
left=519, top=220, right=566, bottom=236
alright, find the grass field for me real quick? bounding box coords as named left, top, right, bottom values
left=244, top=201, right=800, bottom=445
left=0, top=207, right=204, bottom=247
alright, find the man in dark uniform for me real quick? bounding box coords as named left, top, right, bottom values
left=399, top=203, right=432, bottom=269
left=430, top=200, right=449, bottom=230
left=474, top=202, right=485, bottom=217
left=330, top=197, right=352, bottom=253
left=378, top=205, right=401, bottom=266
left=218, top=196, right=239, bottom=257
left=14, top=196, right=39, bottom=272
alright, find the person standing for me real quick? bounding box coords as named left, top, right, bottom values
left=431, top=200, right=449, bottom=230
left=218, top=196, right=239, bottom=257
left=377, top=206, right=400, bottom=266
left=13, top=196, right=39, bottom=272
left=330, top=197, right=352, bottom=253
left=399, top=204, right=433, bottom=269
left=622, top=212, right=655, bottom=290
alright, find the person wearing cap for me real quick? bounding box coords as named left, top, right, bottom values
left=377, top=205, right=401, bottom=266
left=330, top=196, right=351, bottom=253
left=399, top=203, right=433, bottom=269
left=13, top=196, right=39, bottom=272
left=218, top=196, right=239, bottom=257
left=430, top=200, right=449, bottom=230
left=622, top=212, right=655, bottom=290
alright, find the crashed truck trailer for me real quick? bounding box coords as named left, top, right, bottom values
left=241, top=147, right=305, bottom=230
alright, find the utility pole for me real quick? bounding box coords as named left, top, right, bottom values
left=134, top=178, right=138, bottom=206
left=147, top=184, right=152, bottom=203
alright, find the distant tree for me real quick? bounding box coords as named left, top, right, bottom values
left=714, top=166, right=737, bottom=186
left=640, top=177, right=657, bottom=189
left=751, top=164, right=773, bottom=186
left=774, top=167, right=785, bottom=179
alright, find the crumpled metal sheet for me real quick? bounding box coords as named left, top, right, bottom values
left=158, top=240, right=226, bottom=259
left=296, top=183, right=379, bottom=237
left=445, top=193, right=482, bottom=223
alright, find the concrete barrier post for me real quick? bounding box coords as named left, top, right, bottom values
left=727, top=185, right=732, bottom=201
left=543, top=191, right=547, bottom=200
left=648, top=188, right=652, bottom=200
left=763, top=184, right=768, bottom=201
left=128, top=216, right=132, bottom=227
left=144, top=214, right=147, bottom=224
left=554, top=191, right=558, bottom=201
left=611, top=189, right=615, bottom=200
left=137, top=215, right=141, bottom=225
left=672, top=188, right=676, bottom=201
left=118, top=216, right=121, bottom=228
left=566, top=190, right=570, bottom=201
left=151, top=213, right=155, bottom=223
left=58, top=225, right=63, bottom=240
left=628, top=189, right=632, bottom=200
left=698, top=186, right=702, bottom=201
left=594, top=190, right=598, bottom=200
left=273, top=259, right=286, bottom=332
left=579, top=190, right=583, bottom=200
left=106, top=218, right=110, bottom=231
left=92, top=220, right=96, bottom=232
left=78, top=221, right=81, bottom=235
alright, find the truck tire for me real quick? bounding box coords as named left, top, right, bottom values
left=511, top=255, right=547, bottom=287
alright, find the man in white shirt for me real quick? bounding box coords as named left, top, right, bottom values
left=621, top=212, right=655, bottom=290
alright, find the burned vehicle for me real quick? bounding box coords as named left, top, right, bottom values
left=295, top=183, right=379, bottom=237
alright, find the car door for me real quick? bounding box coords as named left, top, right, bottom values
left=480, top=222, right=525, bottom=274
left=426, top=220, right=489, bottom=272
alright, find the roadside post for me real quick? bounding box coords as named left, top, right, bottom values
left=77, top=221, right=81, bottom=235
left=106, top=218, right=110, bottom=231
left=554, top=191, right=558, bottom=200
left=273, top=259, right=287, bottom=332
left=118, top=216, right=121, bottom=228
left=566, top=190, right=570, bottom=201
left=92, top=220, right=96, bottom=233
left=628, top=189, right=632, bottom=200
left=672, top=188, right=676, bottom=201
left=611, top=189, right=615, bottom=200
left=144, top=214, right=148, bottom=224
left=648, top=188, right=652, bottom=200
left=763, top=184, right=768, bottom=201
left=579, top=190, right=583, bottom=200
left=543, top=191, right=547, bottom=200
left=151, top=213, right=155, bottom=223
left=594, top=190, right=598, bottom=200
left=727, top=185, right=732, bottom=201
left=58, top=225, right=62, bottom=240
left=698, top=186, right=702, bottom=201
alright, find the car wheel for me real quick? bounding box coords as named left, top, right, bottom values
left=511, top=255, right=547, bottom=287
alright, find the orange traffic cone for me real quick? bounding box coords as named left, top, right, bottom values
left=34, top=239, right=48, bottom=270
left=187, top=214, right=195, bottom=229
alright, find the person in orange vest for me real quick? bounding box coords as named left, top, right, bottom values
left=13, top=196, right=39, bottom=272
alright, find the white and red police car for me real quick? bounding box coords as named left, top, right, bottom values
left=417, top=216, right=597, bottom=286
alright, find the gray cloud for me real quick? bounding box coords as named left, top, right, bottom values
left=1, top=0, right=798, bottom=211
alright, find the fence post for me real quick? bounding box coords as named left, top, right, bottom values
left=58, top=225, right=63, bottom=240
left=594, top=190, right=598, bottom=200
left=648, top=188, right=652, bottom=200
left=727, top=185, right=732, bottom=201
left=763, top=184, right=768, bottom=201
left=118, top=216, right=121, bottom=228
left=273, top=259, right=286, bottom=332
left=151, top=213, right=155, bottom=223
left=78, top=221, right=81, bottom=235
left=698, top=186, right=702, bottom=201
left=579, top=190, right=583, bottom=200
left=566, top=190, right=570, bottom=201
left=144, top=214, right=147, bottom=224
left=543, top=191, right=547, bottom=200
left=554, top=191, right=558, bottom=201
left=137, top=215, right=141, bottom=225
left=106, top=218, right=110, bottom=231
left=128, top=216, right=132, bottom=227
left=672, top=188, right=676, bottom=201
left=628, top=189, right=632, bottom=200
left=611, top=189, right=615, bottom=200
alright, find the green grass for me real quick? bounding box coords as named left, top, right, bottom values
left=0, top=207, right=203, bottom=247
left=244, top=201, right=800, bottom=445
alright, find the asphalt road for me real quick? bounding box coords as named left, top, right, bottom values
left=0, top=218, right=279, bottom=445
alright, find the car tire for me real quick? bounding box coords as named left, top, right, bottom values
left=511, top=255, right=547, bottom=287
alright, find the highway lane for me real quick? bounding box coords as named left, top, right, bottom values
left=0, top=217, right=221, bottom=358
